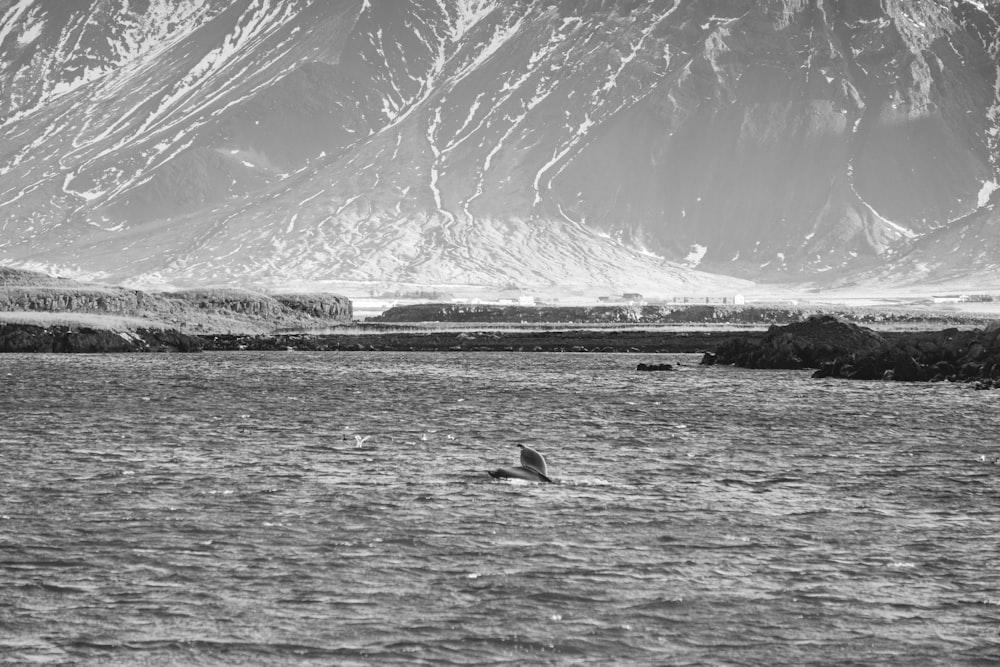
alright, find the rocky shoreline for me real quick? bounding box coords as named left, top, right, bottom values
left=0, top=321, right=759, bottom=354
left=703, top=315, right=1000, bottom=389
left=200, top=329, right=762, bottom=354
left=5, top=316, right=1000, bottom=393
left=0, top=323, right=204, bottom=353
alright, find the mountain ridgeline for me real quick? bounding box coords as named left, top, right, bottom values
left=1, top=0, right=998, bottom=292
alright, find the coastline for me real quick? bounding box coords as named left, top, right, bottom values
left=198, top=328, right=767, bottom=353
left=4, top=316, right=999, bottom=388
left=0, top=319, right=967, bottom=357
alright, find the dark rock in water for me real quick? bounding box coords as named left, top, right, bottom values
left=893, top=353, right=925, bottom=382
left=714, top=315, right=1000, bottom=389
left=0, top=323, right=203, bottom=353
left=636, top=362, right=673, bottom=372
left=931, top=360, right=956, bottom=378
left=712, top=315, right=885, bottom=369
left=959, top=361, right=984, bottom=380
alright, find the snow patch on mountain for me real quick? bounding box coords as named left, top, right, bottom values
left=684, top=244, right=708, bottom=268
left=1, top=0, right=999, bottom=292
left=980, top=180, right=999, bottom=207
left=0, top=0, right=35, bottom=51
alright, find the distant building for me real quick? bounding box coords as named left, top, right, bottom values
left=665, top=294, right=746, bottom=305
left=518, top=295, right=536, bottom=306
left=622, top=292, right=643, bottom=301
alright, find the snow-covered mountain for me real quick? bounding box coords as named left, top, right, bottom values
left=1, top=0, right=998, bottom=293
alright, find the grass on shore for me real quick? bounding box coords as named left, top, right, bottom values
left=0, top=311, right=172, bottom=330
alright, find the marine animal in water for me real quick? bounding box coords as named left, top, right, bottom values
left=488, top=444, right=553, bottom=483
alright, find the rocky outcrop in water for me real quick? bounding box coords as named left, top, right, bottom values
left=0, top=323, right=203, bottom=353
left=812, top=324, right=1000, bottom=388
left=636, top=363, right=674, bottom=372
left=702, top=315, right=886, bottom=369
left=703, top=315, right=1000, bottom=388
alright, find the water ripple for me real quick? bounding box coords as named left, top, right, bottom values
left=2, top=352, right=999, bottom=664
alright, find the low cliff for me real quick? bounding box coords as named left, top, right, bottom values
left=0, top=268, right=352, bottom=334
left=167, top=289, right=353, bottom=330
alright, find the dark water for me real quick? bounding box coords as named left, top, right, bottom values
left=2, top=351, right=999, bottom=665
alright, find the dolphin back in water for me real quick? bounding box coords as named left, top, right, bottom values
left=488, top=444, right=553, bottom=483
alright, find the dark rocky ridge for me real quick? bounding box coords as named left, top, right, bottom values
left=0, top=323, right=203, bottom=353
left=201, top=329, right=761, bottom=354
left=703, top=315, right=887, bottom=369
left=704, top=315, right=1000, bottom=388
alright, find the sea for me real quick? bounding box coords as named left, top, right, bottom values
left=2, top=351, right=999, bottom=666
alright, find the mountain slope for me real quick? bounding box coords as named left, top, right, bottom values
left=1, top=0, right=998, bottom=293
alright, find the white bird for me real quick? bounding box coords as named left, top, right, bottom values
left=355, top=435, right=370, bottom=448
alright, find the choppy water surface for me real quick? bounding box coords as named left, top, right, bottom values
left=2, top=352, right=999, bottom=665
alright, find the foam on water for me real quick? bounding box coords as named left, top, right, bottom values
left=2, top=351, right=999, bottom=664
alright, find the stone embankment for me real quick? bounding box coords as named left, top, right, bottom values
left=702, top=315, right=1000, bottom=389
left=0, top=323, right=203, bottom=353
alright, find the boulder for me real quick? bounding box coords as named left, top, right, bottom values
left=636, top=362, right=673, bottom=371
left=712, top=315, right=885, bottom=369
left=892, top=353, right=925, bottom=382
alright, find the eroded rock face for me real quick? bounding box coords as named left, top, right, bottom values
left=0, top=268, right=353, bottom=332
left=273, top=294, right=353, bottom=321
